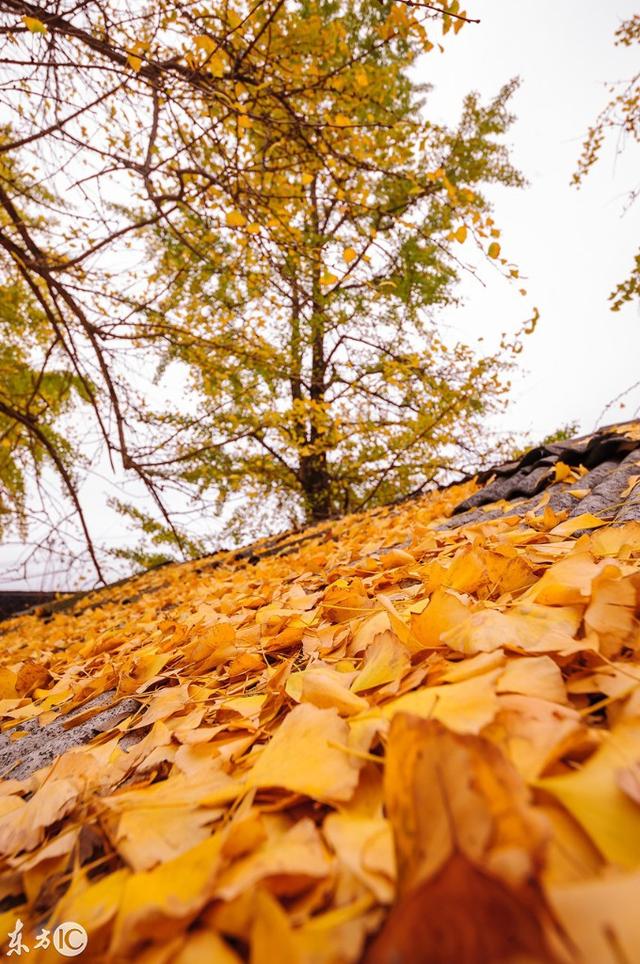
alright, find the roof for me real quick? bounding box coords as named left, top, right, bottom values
left=0, top=421, right=639, bottom=959
left=0, top=591, right=60, bottom=622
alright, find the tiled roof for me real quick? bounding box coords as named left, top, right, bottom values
left=7, top=420, right=640, bottom=627
left=449, top=419, right=640, bottom=525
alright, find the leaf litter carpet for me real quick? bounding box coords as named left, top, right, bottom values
left=1, top=423, right=640, bottom=962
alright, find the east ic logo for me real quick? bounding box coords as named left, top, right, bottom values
left=52, top=923, right=88, bottom=957
left=5, top=918, right=89, bottom=957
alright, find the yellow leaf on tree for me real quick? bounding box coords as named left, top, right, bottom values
left=488, top=241, right=501, bottom=259
left=24, top=16, right=47, bottom=33
left=207, top=53, right=226, bottom=77
left=226, top=210, right=247, bottom=228
left=193, top=34, right=216, bottom=55
left=343, top=247, right=357, bottom=264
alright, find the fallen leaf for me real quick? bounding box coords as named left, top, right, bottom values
left=411, top=588, right=470, bottom=649
left=379, top=670, right=501, bottom=734
left=536, top=718, right=640, bottom=867
left=351, top=632, right=410, bottom=693
left=616, top=760, right=640, bottom=804
left=443, top=603, right=584, bottom=656
left=110, top=831, right=226, bottom=955
left=245, top=703, right=362, bottom=802
left=549, top=871, right=640, bottom=964
left=0, top=777, right=80, bottom=855
left=497, top=655, right=568, bottom=704
left=550, top=513, right=606, bottom=538
left=214, top=816, right=331, bottom=900
left=323, top=811, right=395, bottom=903
left=365, top=715, right=565, bottom=964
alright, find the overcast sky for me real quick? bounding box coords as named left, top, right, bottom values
left=421, top=0, right=640, bottom=440
left=2, top=0, right=639, bottom=590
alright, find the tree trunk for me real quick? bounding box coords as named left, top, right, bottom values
left=299, top=179, right=331, bottom=523
left=300, top=450, right=331, bottom=522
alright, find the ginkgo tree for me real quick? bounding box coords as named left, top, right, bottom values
left=573, top=13, right=640, bottom=311
left=136, top=15, right=526, bottom=540
left=0, top=0, right=528, bottom=577
left=0, top=150, right=101, bottom=575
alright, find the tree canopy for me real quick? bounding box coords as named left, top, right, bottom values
left=0, top=0, right=530, bottom=581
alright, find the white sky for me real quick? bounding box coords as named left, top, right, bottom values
left=420, top=0, right=640, bottom=439
left=2, top=0, right=639, bottom=590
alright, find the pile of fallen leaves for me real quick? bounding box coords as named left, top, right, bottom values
left=0, top=467, right=639, bottom=963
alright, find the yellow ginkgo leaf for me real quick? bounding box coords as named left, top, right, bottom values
left=245, top=703, right=361, bottom=802
left=226, top=210, right=247, bottom=228
left=193, top=34, right=215, bottom=54
left=207, top=53, right=225, bottom=77
left=111, top=832, right=226, bottom=955
left=554, top=460, right=572, bottom=482
left=379, top=670, right=501, bottom=735
left=549, top=871, right=640, bottom=964
left=24, top=16, right=47, bottom=33
left=301, top=172, right=314, bottom=186
left=351, top=631, right=410, bottom=693
left=488, top=241, right=501, bottom=259
left=549, top=512, right=606, bottom=538
left=343, top=247, right=357, bottom=264
left=0, top=667, right=17, bottom=699
left=213, top=817, right=332, bottom=901
left=454, top=224, right=467, bottom=244
left=536, top=718, right=640, bottom=868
